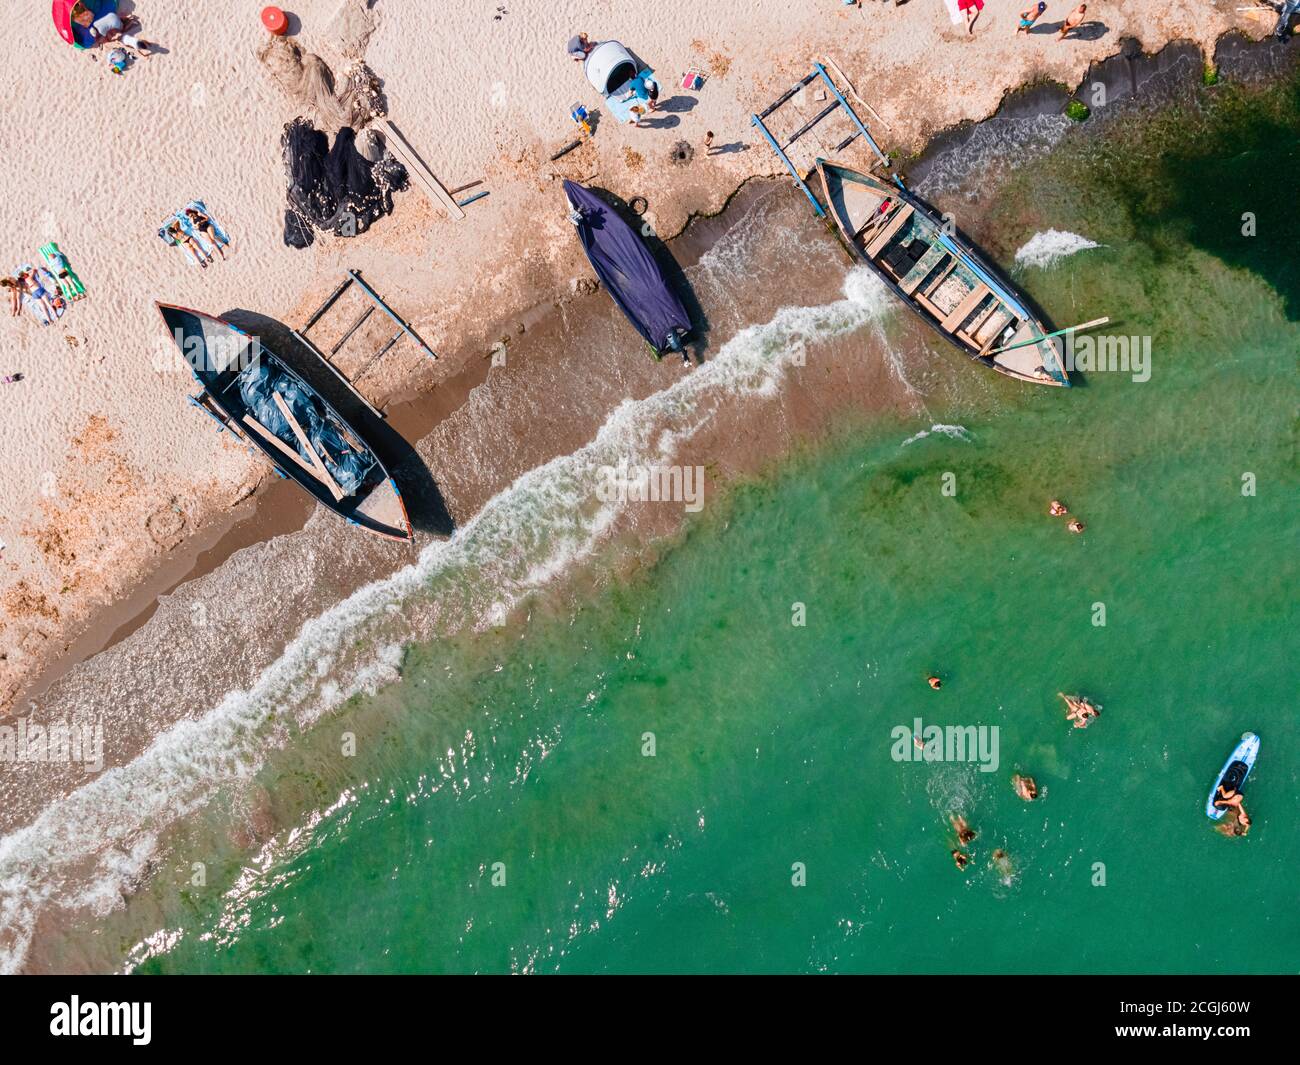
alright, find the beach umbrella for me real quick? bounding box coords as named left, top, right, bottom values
left=51, top=0, right=118, bottom=49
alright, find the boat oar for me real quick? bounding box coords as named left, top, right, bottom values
left=986, top=317, right=1110, bottom=357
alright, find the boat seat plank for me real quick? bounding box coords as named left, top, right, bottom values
left=243, top=415, right=326, bottom=481
left=863, top=204, right=914, bottom=258
left=898, top=244, right=949, bottom=296
left=940, top=282, right=992, bottom=332
left=273, top=392, right=345, bottom=501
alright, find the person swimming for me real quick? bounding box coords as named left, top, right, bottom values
left=1012, top=773, right=1038, bottom=801
left=1067, top=519, right=1086, bottom=534
left=952, top=849, right=970, bottom=871
left=951, top=815, right=976, bottom=845
left=1060, top=692, right=1100, bottom=728
left=1048, top=499, right=1068, bottom=516
left=927, top=675, right=942, bottom=690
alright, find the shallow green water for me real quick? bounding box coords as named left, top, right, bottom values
left=136, top=70, right=1299, bottom=975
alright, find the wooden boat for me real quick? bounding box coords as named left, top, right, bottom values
left=816, top=159, right=1069, bottom=386
left=157, top=303, right=413, bottom=542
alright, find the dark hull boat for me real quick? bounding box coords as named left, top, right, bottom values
left=816, top=159, right=1069, bottom=387
left=563, top=180, right=691, bottom=359
left=158, top=303, right=413, bottom=542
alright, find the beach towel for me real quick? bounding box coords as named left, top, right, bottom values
left=158, top=205, right=227, bottom=265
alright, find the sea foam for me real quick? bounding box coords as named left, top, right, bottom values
left=1013, top=229, right=1101, bottom=270
left=0, top=269, right=894, bottom=973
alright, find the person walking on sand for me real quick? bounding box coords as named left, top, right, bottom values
left=1060, top=5, right=1087, bottom=39
left=959, top=0, right=985, bottom=33
left=704, top=131, right=716, bottom=155
left=1017, top=3, right=1047, bottom=33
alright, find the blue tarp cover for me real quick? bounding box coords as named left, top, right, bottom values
left=564, top=181, right=689, bottom=353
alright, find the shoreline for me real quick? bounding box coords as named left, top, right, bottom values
left=4, top=17, right=1298, bottom=973
left=0, top=3, right=1265, bottom=718
left=6, top=20, right=1281, bottom=723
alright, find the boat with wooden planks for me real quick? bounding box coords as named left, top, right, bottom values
left=816, top=159, right=1069, bottom=386
left=157, top=303, right=413, bottom=542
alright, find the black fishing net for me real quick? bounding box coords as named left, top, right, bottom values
left=281, top=118, right=408, bottom=249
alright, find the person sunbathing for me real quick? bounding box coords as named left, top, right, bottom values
left=72, top=4, right=153, bottom=56
left=166, top=221, right=212, bottom=267
left=185, top=208, right=229, bottom=260
left=1, top=277, right=21, bottom=318
left=17, top=269, right=63, bottom=321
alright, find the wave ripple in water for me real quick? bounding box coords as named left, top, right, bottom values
left=0, top=268, right=896, bottom=974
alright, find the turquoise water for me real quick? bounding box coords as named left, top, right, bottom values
left=123, top=70, right=1300, bottom=974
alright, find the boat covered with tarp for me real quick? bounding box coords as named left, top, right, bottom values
left=157, top=303, right=412, bottom=541
left=817, top=159, right=1069, bottom=387
left=564, top=180, right=690, bottom=358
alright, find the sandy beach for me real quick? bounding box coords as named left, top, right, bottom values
left=0, top=1, right=1266, bottom=719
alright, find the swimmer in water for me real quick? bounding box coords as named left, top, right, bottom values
left=952, top=849, right=970, bottom=871
left=1012, top=773, right=1038, bottom=801
left=1060, top=692, right=1100, bottom=728
left=927, top=675, right=942, bottom=690
left=991, top=848, right=1013, bottom=880
left=951, top=815, right=976, bottom=846
left=1067, top=519, right=1086, bottom=534
left=1048, top=499, right=1068, bottom=516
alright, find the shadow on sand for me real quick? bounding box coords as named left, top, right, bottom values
left=221, top=308, right=455, bottom=539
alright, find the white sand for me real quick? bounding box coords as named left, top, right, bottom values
left=0, top=0, right=1252, bottom=710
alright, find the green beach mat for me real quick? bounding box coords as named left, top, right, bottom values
left=40, top=242, right=85, bottom=301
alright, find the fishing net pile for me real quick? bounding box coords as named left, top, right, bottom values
left=257, top=1, right=404, bottom=249
left=281, top=118, right=408, bottom=249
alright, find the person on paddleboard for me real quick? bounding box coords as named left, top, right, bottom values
left=1214, top=785, right=1252, bottom=835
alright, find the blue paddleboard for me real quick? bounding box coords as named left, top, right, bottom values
left=1206, top=732, right=1259, bottom=819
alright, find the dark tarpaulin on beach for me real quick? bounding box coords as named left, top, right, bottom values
left=563, top=181, right=690, bottom=353
left=282, top=118, right=408, bottom=249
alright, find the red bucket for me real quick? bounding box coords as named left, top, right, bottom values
left=261, top=6, right=288, bottom=35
